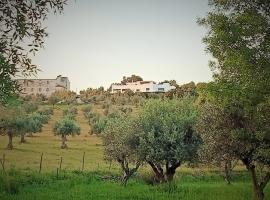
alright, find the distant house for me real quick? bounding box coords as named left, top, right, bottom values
left=111, top=81, right=175, bottom=93
left=16, top=75, right=70, bottom=97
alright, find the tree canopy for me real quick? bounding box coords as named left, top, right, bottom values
left=0, top=0, right=67, bottom=103
left=199, top=0, right=270, bottom=199
left=137, top=98, right=200, bottom=182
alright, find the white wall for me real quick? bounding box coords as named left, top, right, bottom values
left=111, top=81, right=175, bottom=93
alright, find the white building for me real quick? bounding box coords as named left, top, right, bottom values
left=17, top=75, right=70, bottom=97
left=111, top=81, right=175, bottom=93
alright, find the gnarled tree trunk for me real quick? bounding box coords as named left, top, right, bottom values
left=148, top=161, right=181, bottom=183
left=165, top=161, right=181, bottom=182
left=20, top=134, right=26, bottom=143
left=249, top=165, right=264, bottom=200
left=224, top=161, right=232, bottom=185
left=61, top=134, right=67, bottom=149
left=6, top=129, right=13, bottom=150
left=242, top=159, right=270, bottom=200
left=118, top=157, right=140, bottom=186
left=148, top=162, right=165, bottom=183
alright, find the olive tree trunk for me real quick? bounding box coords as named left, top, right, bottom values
left=148, top=162, right=165, bottom=183
left=61, top=134, right=67, bottom=149
left=6, top=129, right=13, bottom=150
left=148, top=161, right=181, bottom=183
left=118, top=157, right=140, bottom=186
left=242, top=159, right=270, bottom=200
left=224, top=161, right=232, bottom=185
left=20, top=134, right=26, bottom=143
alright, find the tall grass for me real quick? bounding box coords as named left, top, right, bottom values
left=0, top=169, right=269, bottom=200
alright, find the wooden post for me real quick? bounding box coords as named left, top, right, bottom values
left=56, top=168, right=59, bottom=179
left=109, top=161, right=112, bottom=171
left=82, top=152, right=85, bottom=172
left=59, top=157, right=63, bottom=173
left=0, top=154, right=5, bottom=172
left=39, top=153, right=43, bottom=174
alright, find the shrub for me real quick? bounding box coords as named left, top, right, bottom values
left=81, top=105, right=92, bottom=113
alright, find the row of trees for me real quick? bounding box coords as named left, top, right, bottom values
left=0, top=102, right=53, bottom=149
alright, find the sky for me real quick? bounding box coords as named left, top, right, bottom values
left=31, top=0, right=213, bottom=92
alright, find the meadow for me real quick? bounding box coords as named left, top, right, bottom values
left=0, top=104, right=269, bottom=200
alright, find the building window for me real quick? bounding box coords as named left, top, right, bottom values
left=23, top=88, right=26, bottom=92
left=46, top=88, right=49, bottom=92
left=47, top=81, right=49, bottom=84
left=31, top=88, right=34, bottom=92
left=39, top=88, right=42, bottom=92
left=146, top=88, right=150, bottom=91
left=136, top=89, right=140, bottom=92
left=158, top=88, right=164, bottom=91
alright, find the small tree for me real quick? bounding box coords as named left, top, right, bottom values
left=22, top=101, right=39, bottom=114
left=102, top=115, right=141, bottom=185
left=0, top=106, right=25, bottom=149
left=53, top=118, right=80, bottom=149
left=196, top=103, right=238, bottom=184
left=48, top=95, right=60, bottom=108
left=21, top=116, right=43, bottom=142
left=137, top=98, right=201, bottom=182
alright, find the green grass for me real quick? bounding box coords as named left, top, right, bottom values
left=0, top=169, right=269, bottom=200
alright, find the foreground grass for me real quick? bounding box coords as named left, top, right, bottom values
left=1, top=169, right=269, bottom=200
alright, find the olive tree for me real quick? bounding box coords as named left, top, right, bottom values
left=48, top=95, right=60, bottom=108
left=196, top=103, right=238, bottom=184
left=21, top=116, right=43, bottom=143
left=102, top=115, right=141, bottom=185
left=137, top=98, right=201, bottom=182
left=0, top=106, right=25, bottom=149
left=199, top=1, right=270, bottom=199
left=53, top=118, right=80, bottom=149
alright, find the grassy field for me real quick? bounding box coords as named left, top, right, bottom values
left=0, top=105, right=112, bottom=172
left=0, top=105, right=269, bottom=199
left=0, top=169, right=269, bottom=200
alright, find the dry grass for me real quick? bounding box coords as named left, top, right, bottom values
left=0, top=104, right=245, bottom=174
left=0, top=105, right=116, bottom=172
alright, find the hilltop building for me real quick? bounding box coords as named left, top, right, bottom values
left=17, top=75, right=70, bottom=97
left=111, top=81, right=175, bottom=93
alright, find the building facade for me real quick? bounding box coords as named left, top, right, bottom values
left=111, top=81, right=175, bottom=93
left=17, top=75, right=70, bottom=97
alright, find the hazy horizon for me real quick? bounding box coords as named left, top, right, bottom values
left=28, top=0, right=213, bottom=91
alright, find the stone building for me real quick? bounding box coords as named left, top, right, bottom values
left=17, top=75, right=70, bottom=97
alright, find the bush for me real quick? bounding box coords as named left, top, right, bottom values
left=38, top=107, right=54, bottom=116
left=63, top=107, right=78, bottom=116
left=2, top=176, right=20, bottom=194
left=31, top=112, right=50, bottom=124
left=91, top=117, right=107, bottom=135
left=81, top=105, right=92, bottom=113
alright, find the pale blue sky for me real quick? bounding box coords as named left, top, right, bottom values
left=32, top=0, right=213, bottom=91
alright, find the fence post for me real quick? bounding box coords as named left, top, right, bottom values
left=39, top=153, right=43, bottom=174
left=82, top=152, right=85, bottom=172
left=59, top=157, right=63, bottom=173
left=0, top=154, right=5, bottom=172
left=109, top=161, right=112, bottom=171
left=56, top=168, right=59, bottom=179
